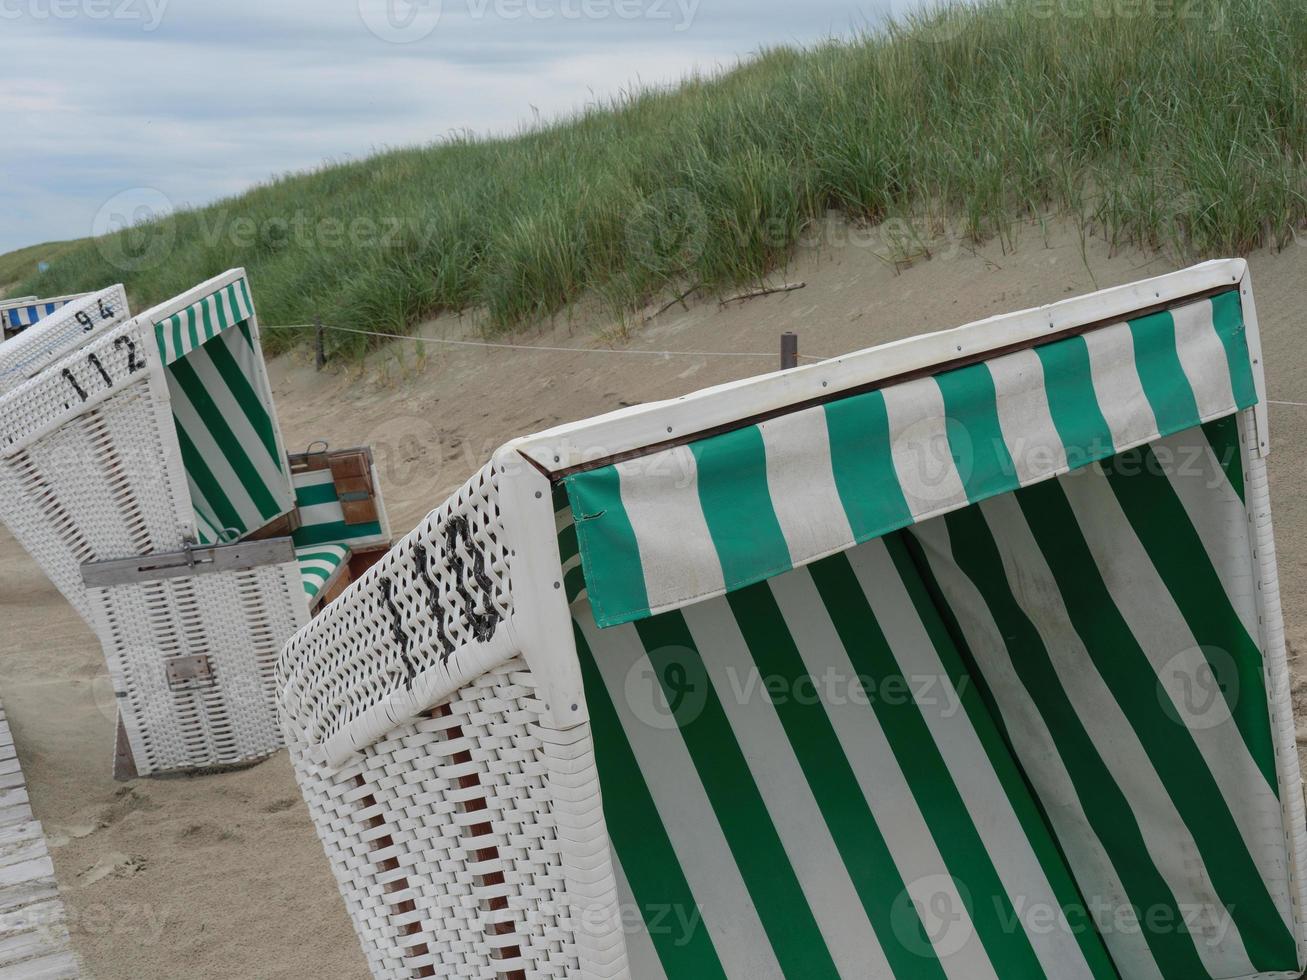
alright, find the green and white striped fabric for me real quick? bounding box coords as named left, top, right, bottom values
left=154, top=278, right=255, bottom=365
left=296, top=544, right=349, bottom=605
left=573, top=532, right=1119, bottom=979
left=565, top=290, right=1258, bottom=628
left=565, top=416, right=1299, bottom=979
left=290, top=469, right=386, bottom=550
left=165, top=319, right=293, bottom=545
left=907, top=417, right=1296, bottom=980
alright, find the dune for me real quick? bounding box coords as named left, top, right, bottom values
left=4, top=218, right=1306, bottom=977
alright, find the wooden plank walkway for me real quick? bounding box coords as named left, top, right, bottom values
left=0, top=704, right=79, bottom=979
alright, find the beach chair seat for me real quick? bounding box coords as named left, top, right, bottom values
left=279, top=259, right=1307, bottom=980
left=296, top=543, right=352, bottom=611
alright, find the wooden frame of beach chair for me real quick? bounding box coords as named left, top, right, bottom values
left=281, top=257, right=1307, bottom=980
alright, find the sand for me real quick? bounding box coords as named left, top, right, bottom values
left=3, top=217, right=1307, bottom=978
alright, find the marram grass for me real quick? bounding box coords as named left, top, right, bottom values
left=14, top=0, right=1307, bottom=356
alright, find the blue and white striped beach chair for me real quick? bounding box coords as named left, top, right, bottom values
left=0, top=292, right=87, bottom=337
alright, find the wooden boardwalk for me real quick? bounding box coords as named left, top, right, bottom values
left=0, top=705, right=79, bottom=979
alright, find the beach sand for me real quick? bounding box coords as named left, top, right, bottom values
left=4, top=218, right=1306, bottom=977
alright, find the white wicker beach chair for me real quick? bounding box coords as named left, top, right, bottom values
left=0, top=292, right=88, bottom=339
left=279, top=259, right=1307, bottom=979
left=0, top=269, right=391, bottom=777
left=0, top=285, right=131, bottom=395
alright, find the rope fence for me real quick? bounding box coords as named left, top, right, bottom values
left=261, top=321, right=828, bottom=362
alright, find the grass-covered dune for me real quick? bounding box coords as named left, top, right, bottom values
left=16, top=0, right=1307, bottom=355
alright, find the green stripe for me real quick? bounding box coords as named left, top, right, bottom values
left=200, top=298, right=214, bottom=349
left=1209, top=291, right=1258, bottom=409
left=1129, top=309, right=1202, bottom=435
left=1201, top=415, right=1245, bottom=503
left=174, top=420, right=243, bottom=536
left=207, top=328, right=282, bottom=462
left=292, top=519, right=383, bottom=548
left=934, top=363, right=1019, bottom=503
left=168, top=354, right=282, bottom=522
left=1035, top=335, right=1115, bottom=467
left=1100, top=445, right=1277, bottom=790
left=690, top=426, right=790, bottom=586
left=294, top=480, right=340, bottom=507
left=635, top=611, right=839, bottom=978
left=942, top=504, right=1209, bottom=977
left=887, top=533, right=1120, bottom=978
left=1017, top=477, right=1297, bottom=972
left=574, top=623, right=728, bottom=979
left=823, top=389, right=914, bottom=539
left=564, top=466, right=649, bottom=624
left=296, top=548, right=346, bottom=565
left=171, top=314, right=184, bottom=362
left=809, top=552, right=1047, bottom=979
left=726, top=583, right=949, bottom=980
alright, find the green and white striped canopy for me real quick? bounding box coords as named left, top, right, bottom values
left=565, top=417, right=1298, bottom=979
left=154, top=277, right=255, bottom=365
left=155, top=279, right=293, bottom=545
left=565, top=290, right=1257, bottom=628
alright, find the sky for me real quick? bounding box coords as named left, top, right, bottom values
left=0, top=0, right=917, bottom=255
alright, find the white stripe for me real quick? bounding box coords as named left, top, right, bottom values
left=882, top=376, right=968, bottom=519
left=772, top=561, right=999, bottom=980
left=1153, top=424, right=1261, bottom=641
left=978, top=492, right=1252, bottom=978
left=758, top=406, right=852, bottom=567
left=578, top=615, right=783, bottom=977
left=987, top=348, right=1069, bottom=485
left=1171, top=299, right=1237, bottom=421
left=297, top=501, right=345, bottom=526
left=1084, top=322, right=1159, bottom=452
left=681, top=599, right=892, bottom=978
left=615, top=446, right=724, bottom=617
left=845, top=539, right=1101, bottom=980
left=293, top=469, right=336, bottom=489
left=909, top=516, right=1165, bottom=980
left=609, top=853, right=668, bottom=980
left=1062, top=459, right=1293, bottom=932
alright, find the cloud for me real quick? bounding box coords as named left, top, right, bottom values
left=0, top=0, right=897, bottom=254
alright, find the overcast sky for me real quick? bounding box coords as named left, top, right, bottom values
left=0, top=0, right=918, bottom=254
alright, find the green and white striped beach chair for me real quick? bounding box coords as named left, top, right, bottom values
left=0, top=269, right=388, bottom=776
left=278, top=258, right=1307, bottom=979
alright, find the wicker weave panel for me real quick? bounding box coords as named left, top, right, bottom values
left=289, top=658, right=581, bottom=979
left=0, top=318, right=152, bottom=456
left=0, top=382, right=189, bottom=622
left=88, top=560, right=307, bottom=775
left=279, top=462, right=512, bottom=749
